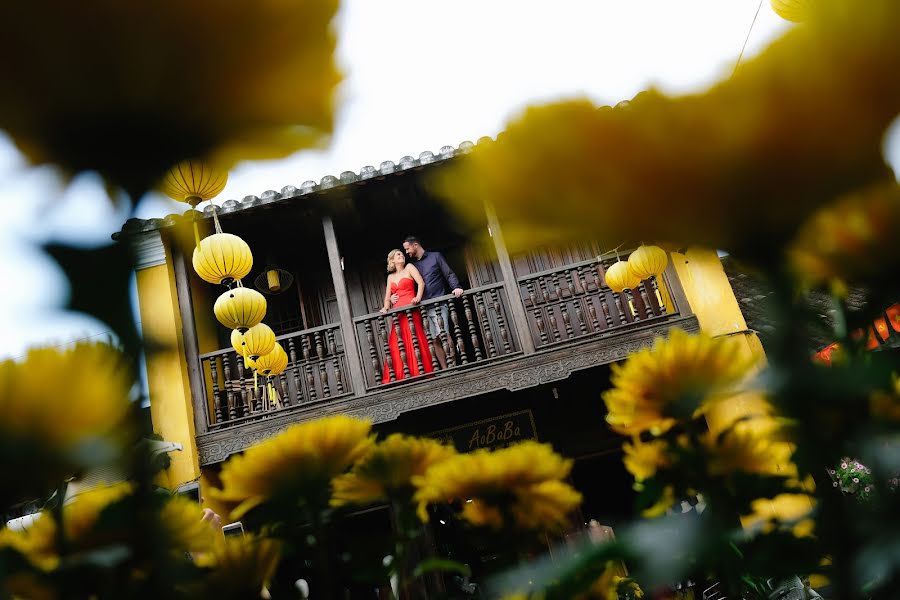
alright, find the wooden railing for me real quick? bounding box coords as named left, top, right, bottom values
left=353, top=282, right=522, bottom=389
left=515, top=256, right=670, bottom=350
left=199, top=322, right=352, bottom=429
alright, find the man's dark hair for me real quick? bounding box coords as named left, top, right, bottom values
left=404, top=235, right=421, bottom=245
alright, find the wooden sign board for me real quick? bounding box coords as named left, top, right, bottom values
left=429, top=410, right=537, bottom=453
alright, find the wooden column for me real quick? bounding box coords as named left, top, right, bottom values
left=322, top=216, right=367, bottom=396
left=485, top=203, right=536, bottom=354
left=171, top=242, right=210, bottom=435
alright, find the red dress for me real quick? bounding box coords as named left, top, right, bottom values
left=382, top=278, right=435, bottom=383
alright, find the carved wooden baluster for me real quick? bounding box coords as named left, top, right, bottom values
left=404, top=308, right=425, bottom=375
left=327, top=328, right=344, bottom=394
left=392, top=314, right=412, bottom=378
left=475, top=292, right=497, bottom=357
left=587, top=299, right=601, bottom=332
left=278, top=370, right=290, bottom=408
left=633, top=283, right=653, bottom=319
left=547, top=307, right=561, bottom=342
left=436, top=303, right=455, bottom=367
left=614, top=292, right=630, bottom=324
left=287, top=338, right=302, bottom=404
left=572, top=300, right=587, bottom=335
left=222, top=354, right=236, bottom=422
left=363, top=321, right=382, bottom=382
left=534, top=308, right=549, bottom=346
left=576, top=265, right=589, bottom=293
left=209, top=358, right=223, bottom=424
left=462, top=295, right=483, bottom=361
left=449, top=301, right=468, bottom=364
left=252, top=372, right=262, bottom=413
left=538, top=277, right=551, bottom=304
left=551, top=272, right=564, bottom=301
left=236, top=355, right=249, bottom=417
left=560, top=302, right=574, bottom=339
left=565, top=269, right=577, bottom=297
left=649, top=276, right=665, bottom=315
left=592, top=264, right=603, bottom=292
left=418, top=306, right=441, bottom=372
left=526, top=280, right=538, bottom=307
left=315, top=331, right=331, bottom=397
left=379, top=317, right=395, bottom=382
left=302, top=334, right=317, bottom=401
left=491, top=289, right=512, bottom=354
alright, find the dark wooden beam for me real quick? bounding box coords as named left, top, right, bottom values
left=171, top=241, right=209, bottom=435
left=484, top=203, right=536, bottom=354
left=323, top=216, right=368, bottom=397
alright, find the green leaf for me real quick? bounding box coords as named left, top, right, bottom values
left=412, top=557, right=471, bottom=579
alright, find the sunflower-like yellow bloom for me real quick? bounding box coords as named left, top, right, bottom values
left=703, top=418, right=794, bottom=477
left=623, top=439, right=671, bottom=483
left=413, top=441, right=581, bottom=533
left=603, top=330, right=756, bottom=437
left=575, top=564, right=643, bottom=600
left=160, top=495, right=218, bottom=555
left=331, top=434, right=456, bottom=507
left=0, top=0, right=341, bottom=194
left=211, top=415, right=373, bottom=519
left=434, top=0, right=900, bottom=256
left=789, top=183, right=900, bottom=291
left=193, top=535, right=282, bottom=597
left=0, top=483, right=132, bottom=571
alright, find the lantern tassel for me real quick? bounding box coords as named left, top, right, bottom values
left=253, top=369, right=258, bottom=389
left=193, top=220, right=201, bottom=248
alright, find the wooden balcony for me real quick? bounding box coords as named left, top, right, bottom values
left=194, top=255, right=699, bottom=465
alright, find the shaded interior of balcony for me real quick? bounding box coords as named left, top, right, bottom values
left=180, top=163, right=694, bottom=460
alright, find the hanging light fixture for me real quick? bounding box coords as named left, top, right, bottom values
left=254, top=265, right=295, bottom=295
left=192, top=233, right=253, bottom=286
left=215, top=286, right=267, bottom=332
left=239, top=323, right=276, bottom=361
left=604, top=261, right=641, bottom=293
left=158, top=161, right=229, bottom=208
left=627, top=245, right=668, bottom=280
left=254, top=342, right=289, bottom=410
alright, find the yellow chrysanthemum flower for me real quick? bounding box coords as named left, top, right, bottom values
left=0, top=0, right=341, bottom=195
left=603, top=330, right=756, bottom=437
left=434, top=0, right=900, bottom=256
left=160, top=495, right=218, bottom=555
left=413, top=441, right=581, bottom=533
left=789, top=183, right=900, bottom=291
left=193, top=535, right=282, bottom=597
left=575, top=564, right=643, bottom=600
left=623, top=439, right=671, bottom=483
left=211, top=415, right=374, bottom=519
left=331, top=434, right=456, bottom=507
left=703, top=418, right=794, bottom=477
left=0, top=483, right=132, bottom=571
left=0, top=342, right=131, bottom=448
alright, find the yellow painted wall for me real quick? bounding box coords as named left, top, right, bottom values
left=136, top=255, right=200, bottom=488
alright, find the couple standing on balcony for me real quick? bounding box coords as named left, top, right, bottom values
left=379, top=235, right=464, bottom=383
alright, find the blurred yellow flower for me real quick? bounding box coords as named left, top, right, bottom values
left=434, top=0, right=900, bottom=256
left=703, top=418, right=794, bottom=477
left=193, top=535, right=281, bottom=597
left=576, top=565, right=644, bottom=600
left=211, top=415, right=373, bottom=519
left=623, top=439, right=671, bottom=482
left=413, top=441, right=581, bottom=533
left=331, top=434, right=456, bottom=507
left=0, top=0, right=341, bottom=195
left=603, top=330, right=756, bottom=436
left=0, top=483, right=132, bottom=571
left=869, top=374, right=900, bottom=422
left=789, top=183, right=900, bottom=291
left=161, top=495, right=218, bottom=555
left=642, top=485, right=676, bottom=518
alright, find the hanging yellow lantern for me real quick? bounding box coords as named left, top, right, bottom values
left=627, top=245, right=668, bottom=280
left=240, top=323, right=276, bottom=360
left=604, top=261, right=641, bottom=293
left=215, top=286, right=266, bottom=332
left=231, top=329, right=248, bottom=356
left=770, top=0, right=811, bottom=23
left=254, top=342, right=288, bottom=377
left=158, top=160, right=229, bottom=207
left=192, top=232, right=253, bottom=286
left=266, top=270, right=281, bottom=291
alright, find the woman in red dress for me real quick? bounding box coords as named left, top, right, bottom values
left=379, top=249, right=435, bottom=383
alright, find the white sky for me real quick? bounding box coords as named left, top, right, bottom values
left=1, top=1, right=897, bottom=360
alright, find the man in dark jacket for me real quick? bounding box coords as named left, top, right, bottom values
left=400, top=235, right=463, bottom=369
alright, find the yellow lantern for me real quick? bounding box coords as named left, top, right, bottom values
left=604, top=261, right=641, bottom=293
left=215, top=286, right=266, bottom=333
left=192, top=232, right=253, bottom=286
left=158, top=160, right=229, bottom=207
left=770, top=0, right=811, bottom=23
left=255, top=342, right=288, bottom=377
left=240, top=323, right=276, bottom=360
left=231, top=329, right=248, bottom=356
left=627, top=245, right=668, bottom=280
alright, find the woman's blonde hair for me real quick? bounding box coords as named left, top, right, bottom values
left=386, top=249, right=405, bottom=273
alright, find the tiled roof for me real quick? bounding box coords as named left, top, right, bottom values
left=114, top=139, right=489, bottom=238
